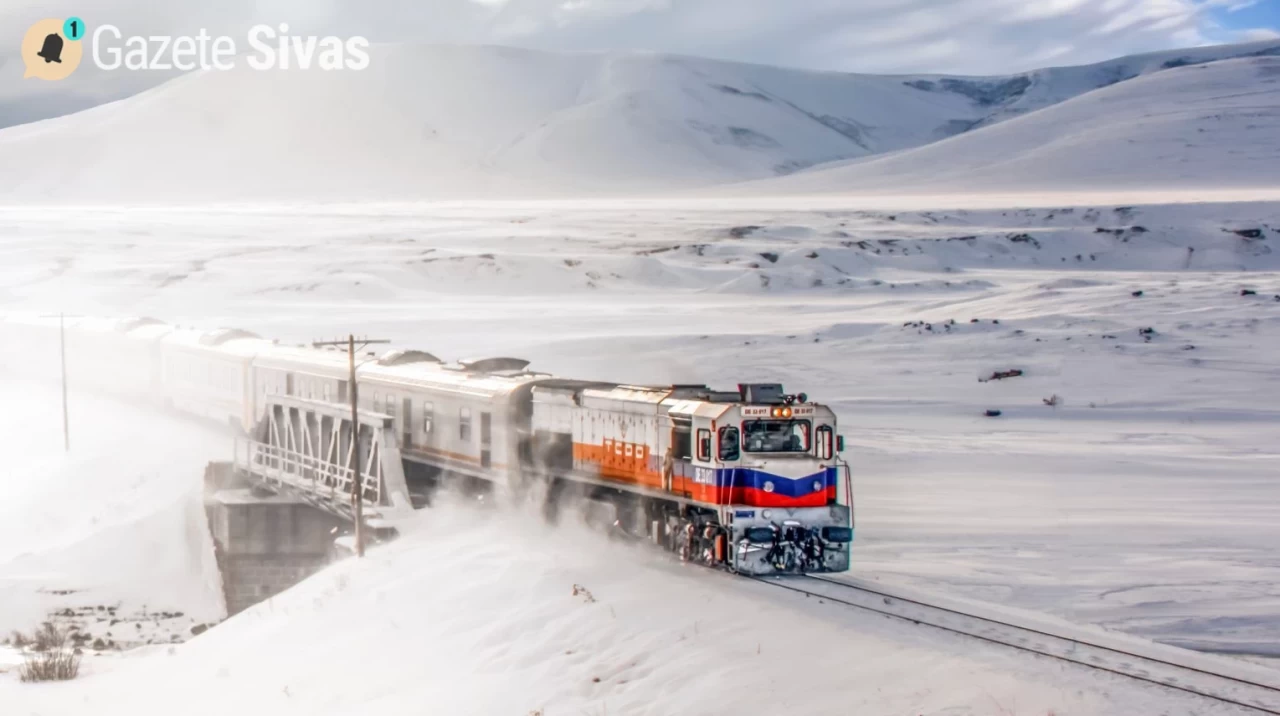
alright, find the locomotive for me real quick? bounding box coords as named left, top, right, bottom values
left=1, top=314, right=854, bottom=575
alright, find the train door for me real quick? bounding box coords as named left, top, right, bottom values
left=669, top=417, right=692, bottom=497
left=690, top=417, right=717, bottom=502
left=480, top=412, right=492, bottom=468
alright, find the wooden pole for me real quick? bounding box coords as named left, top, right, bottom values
left=348, top=334, right=363, bottom=558
left=313, top=334, right=388, bottom=559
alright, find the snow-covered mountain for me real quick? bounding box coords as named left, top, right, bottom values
left=749, top=53, right=1280, bottom=195
left=0, top=41, right=1277, bottom=202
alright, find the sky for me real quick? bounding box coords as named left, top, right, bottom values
left=1211, top=0, right=1280, bottom=38
left=1, top=0, right=1278, bottom=128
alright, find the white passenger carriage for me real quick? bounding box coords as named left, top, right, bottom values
left=250, top=342, right=356, bottom=429
left=160, top=327, right=269, bottom=429
left=65, top=317, right=173, bottom=401
left=360, top=355, right=550, bottom=492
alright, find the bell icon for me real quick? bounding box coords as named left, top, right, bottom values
left=37, top=33, right=64, bottom=63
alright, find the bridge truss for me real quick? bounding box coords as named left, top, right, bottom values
left=232, top=395, right=415, bottom=526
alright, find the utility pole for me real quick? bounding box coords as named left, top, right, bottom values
left=312, top=334, right=388, bottom=558
left=60, top=313, right=69, bottom=453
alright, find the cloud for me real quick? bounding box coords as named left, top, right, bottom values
left=260, top=0, right=1275, bottom=74
left=1238, top=27, right=1280, bottom=40
left=0, top=0, right=1275, bottom=129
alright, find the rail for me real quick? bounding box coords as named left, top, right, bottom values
left=749, top=574, right=1280, bottom=714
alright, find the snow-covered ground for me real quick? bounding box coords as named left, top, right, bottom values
left=1, top=198, right=1277, bottom=680
left=0, top=496, right=1254, bottom=716
left=0, top=377, right=226, bottom=641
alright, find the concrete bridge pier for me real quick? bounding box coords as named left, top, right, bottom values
left=204, top=464, right=346, bottom=615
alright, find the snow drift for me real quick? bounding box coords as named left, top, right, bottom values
left=0, top=41, right=1277, bottom=202
left=0, top=504, right=1236, bottom=715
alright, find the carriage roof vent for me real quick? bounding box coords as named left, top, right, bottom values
left=458, top=357, right=531, bottom=374
left=199, top=328, right=261, bottom=346
left=669, top=384, right=740, bottom=402
left=378, top=349, right=442, bottom=366
left=116, top=316, right=165, bottom=333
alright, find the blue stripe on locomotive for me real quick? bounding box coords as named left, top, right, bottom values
left=715, top=466, right=837, bottom=497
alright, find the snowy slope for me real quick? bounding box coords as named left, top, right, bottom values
left=913, top=39, right=1280, bottom=129
left=0, top=502, right=1258, bottom=716
left=752, top=54, right=1280, bottom=195
left=0, top=378, right=226, bottom=643
left=0, top=41, right=1277, bottom=203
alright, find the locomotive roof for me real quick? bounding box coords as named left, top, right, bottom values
left=666, top=399, right=734, bottom=420
left=579, top=384, right=743, bottom=405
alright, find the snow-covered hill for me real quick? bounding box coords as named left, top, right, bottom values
left=752, top=54, right=1280, bottom=195
left=0, top=41, right=1277, bottom=203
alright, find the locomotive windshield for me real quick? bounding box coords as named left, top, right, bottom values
left=742, top=419, right=811, bottom=453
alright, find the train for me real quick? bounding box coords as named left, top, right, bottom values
left=0, top=313, right=855, bottom=576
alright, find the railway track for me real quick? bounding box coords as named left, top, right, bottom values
left=751, top=573, right=1280, bottom=714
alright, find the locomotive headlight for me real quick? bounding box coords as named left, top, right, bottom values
left=762, top=509, right=772, bottom=519
left=763, top=481, right=775, bottom=493
left=812, top=480, right=822, bottom=492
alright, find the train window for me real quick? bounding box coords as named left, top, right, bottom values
left=460, top=407, right=472, bottom=442
left=385, top=395, right=396, bottom=418
left=422, top=402, right=434, bottom=435
left=718, top=426, right=740, bottom=461
left=673, top=426, right=691, bottom=461
left=741, top=419, right=811, bottom=453
left=286, top=373, right=294, bottom=396
left=816, top=426, right=834, bottom=460
left=696, top=429, right=711, bottom=462
left=323, top=384, right=331, bottom=402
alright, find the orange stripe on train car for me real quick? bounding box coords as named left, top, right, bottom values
left=405, top=445, right=506, bottom=471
